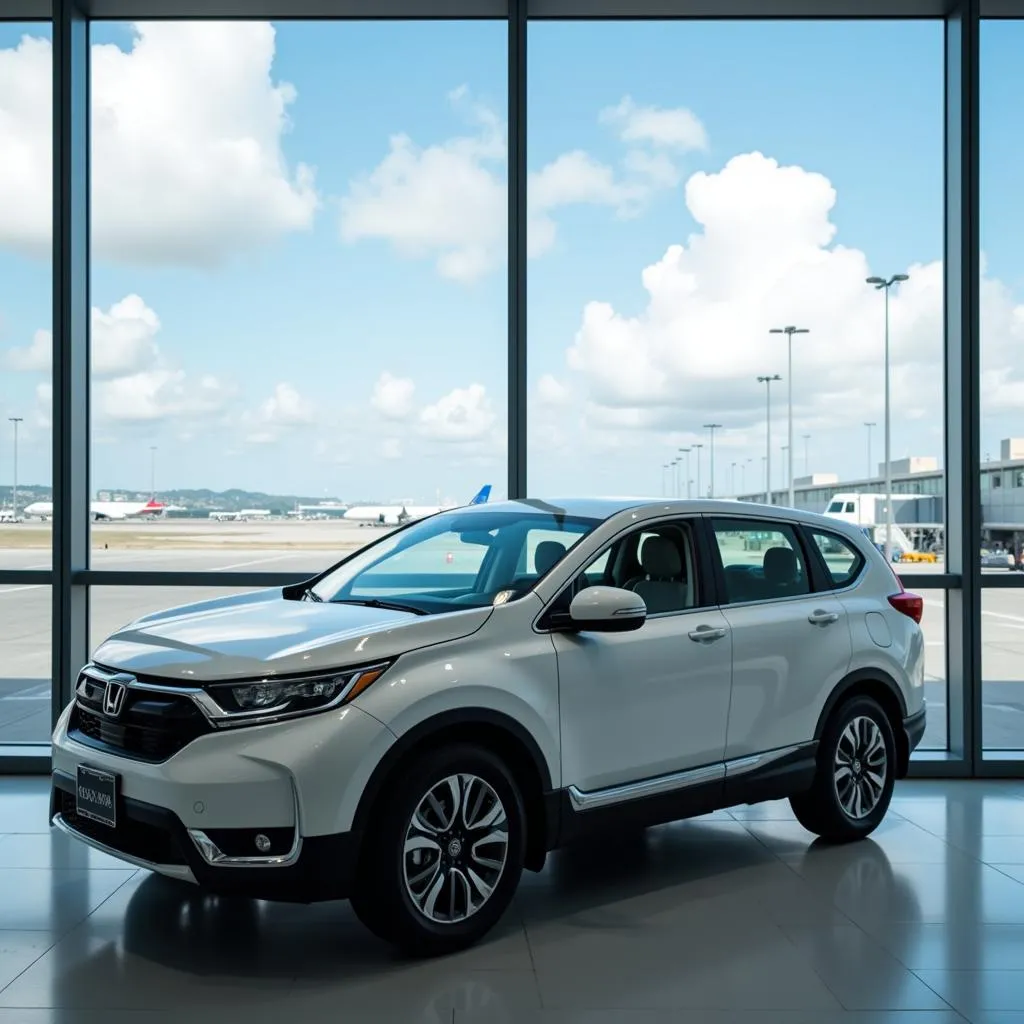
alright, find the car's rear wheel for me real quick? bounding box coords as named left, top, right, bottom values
left=350, top=743, right=525, bottom=956
left=789, top=694, right=896, bottom=843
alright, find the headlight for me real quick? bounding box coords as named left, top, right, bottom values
left=202, top=663, right=390, bottom=727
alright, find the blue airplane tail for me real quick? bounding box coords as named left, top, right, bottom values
left=469, top=485, right=491, bottom=506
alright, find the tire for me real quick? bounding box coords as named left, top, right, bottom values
left=349, top=743, right=526, bottom=957
left=789, top=695, right=896, bottom=843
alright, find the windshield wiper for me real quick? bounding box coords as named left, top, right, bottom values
left=332, top=598, right=426, bottom=616
left=302, top=587, right=322, bottom=602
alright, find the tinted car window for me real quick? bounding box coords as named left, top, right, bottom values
left=710, top=518, right=810, bottom=604
left=809, top=529, right=864, bottom=587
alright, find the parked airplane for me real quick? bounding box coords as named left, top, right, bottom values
left=0, top=507, right=15, bottom=523
left=343, top=484, right=491, bottom=527
left=23, top=498, right=166, bottom=522
left=209, top=509, right=272, bottom=522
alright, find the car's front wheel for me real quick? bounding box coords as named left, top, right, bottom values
left=789, top=694, right=896, bottom=843
left=350, top=743, right=525, bottom=956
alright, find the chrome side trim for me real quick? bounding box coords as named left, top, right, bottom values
left=723, top=744, right=804, bottom=777
left=567, top=744, right=810, bottom=812
left=186, top=781, right=303, bottom=869
left=52, top=812, right=198, bottom=885
left=568, top=762, right=724, bottom=812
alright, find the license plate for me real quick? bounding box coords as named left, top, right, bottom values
left=75, top=765, right=118, bottom=828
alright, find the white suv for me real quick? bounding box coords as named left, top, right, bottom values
left=51, top=498, right=926, bottom=955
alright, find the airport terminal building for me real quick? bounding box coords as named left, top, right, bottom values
left=740, top=436, right=1024, bottom=551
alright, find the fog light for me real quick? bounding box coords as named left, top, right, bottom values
left=254, top=833, right=272, bottom=854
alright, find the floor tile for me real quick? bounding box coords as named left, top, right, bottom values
left=0, top=932, right=57, bottom=991
left=0, top=833, right=135, bottom=871
left=0, top=870, right=136, bottom=934
left=913, top=970, right=1024, bottom=1016
left=778, top=923, right=954, bottom=1010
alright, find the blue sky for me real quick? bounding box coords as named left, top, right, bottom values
left=0, top=18, right=1020, bottom=504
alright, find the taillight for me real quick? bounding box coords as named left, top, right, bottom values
left=888, top=591, right=924, bottom=624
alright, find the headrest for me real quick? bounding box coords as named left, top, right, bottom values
left=534, top=540, right=567, bottom=576
left=763, top=546, right=799, bottom=584
left=640, top=536, right=683, bottom=578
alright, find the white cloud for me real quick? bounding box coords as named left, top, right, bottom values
left=244, top=382, right=315, bottom=443
left=7, top=293, right=233, bottom=426
left=7, top=294, right=160, bottom=377
left=599, top=95, right=708, bottom=152
left=536, top=374, right=571, bottom=407
left=561, top=150, right=950, bottom=436
left=340, top=87, right=505, bottom=284
left=562, top=149, right=1024, bottom=452
left=370, top=371, right=416, bottom=420
left=341, top=88, right=699, bottom=281
left=419, top=383, right=496, bottom=443
left=379, top=437, right=403, bottom=460
left=0, top=23, right=317, bottom=266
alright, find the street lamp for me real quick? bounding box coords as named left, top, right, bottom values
left=802, top=433, right=811, bottom=476
left=757, top=374, right=782, bottom=504
left=692, top=443, right=704, bottom=499
left=781, top=445, right=789, bottom=494
left=678, top=448, right=691, bottom=499
left=731, top=461, right=737, bottom=496
left=866, top=273, right=909, bottom=562
left=661, top=462, right=670, bottom=496
left=703, top=424, right=722, bottom=498
left=742, top=456, right=752, bottom=495
left=770, top=325, right=809, bottom=508
left=9, top=417, right=23, bottom=521
left=670, top=458, right=680, bottom=498
left=864, top=422, right=876, bottom=479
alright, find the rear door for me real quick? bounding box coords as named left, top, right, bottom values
left=706, top=515, right=853, bottom=760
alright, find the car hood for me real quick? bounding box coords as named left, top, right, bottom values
left=91, top=588, right=493, bottom=683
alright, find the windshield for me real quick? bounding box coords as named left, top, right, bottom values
left=308, top=507, right=601, bottom=614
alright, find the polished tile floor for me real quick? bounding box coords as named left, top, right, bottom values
left=2, top=777, right=1024, bottom=1023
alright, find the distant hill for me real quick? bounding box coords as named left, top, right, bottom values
left=0, top=484, right=359, bottom=515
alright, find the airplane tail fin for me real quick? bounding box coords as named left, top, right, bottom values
left=469, top=485, right=491, bottom=506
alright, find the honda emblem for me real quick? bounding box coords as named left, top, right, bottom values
left=103, top=680, right=127, bottom=718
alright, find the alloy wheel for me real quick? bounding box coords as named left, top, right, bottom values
left=402, top=773, right=509, bottom=925
left=833, top=715, right=888, bottom=820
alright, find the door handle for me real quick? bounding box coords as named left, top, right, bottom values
left=689, top=626, right=727, bottom=643
left=808, top=609, right=839, bottom=625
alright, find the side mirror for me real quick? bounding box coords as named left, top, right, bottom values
left=568, top=586, right=646, bottom=633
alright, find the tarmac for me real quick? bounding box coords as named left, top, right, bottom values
left=0, top=518, right=1021, bottom=752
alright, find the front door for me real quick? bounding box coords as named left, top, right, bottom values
left=551, top=518, right=734, bottom=794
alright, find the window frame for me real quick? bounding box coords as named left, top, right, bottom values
left=536, top=514, right=714, bottom=631
left=800, top=524, right=868, bottom=593
left=703, top=514, right=821, bottom=609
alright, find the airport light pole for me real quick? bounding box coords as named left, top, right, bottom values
left=9, top=417, right=22, bottom=520
left=781, top=445, right=789, bottom=496
left=757, top=374, right=782, bottom=504
left=678, top=448, right=690, bottom=499
left=661, top=462, right=670, bottom=496
left=866, top=273, right=909, bottom=563
left=703, top=424, right=722, bottom=497
left=693, top=443, right=704, bottom=499
left=770, top=326, right=809, bottom=508
left=864, top=422, right=876, bottom=479
left=731, top=461, right=737, bottom=495
left=802, top=433, right=811, bottom=476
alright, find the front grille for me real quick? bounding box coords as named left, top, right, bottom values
left=57, top=789, right=186, bottom=865
left=69, top=672, right=213, bottom=763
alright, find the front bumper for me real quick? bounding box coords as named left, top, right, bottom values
left=50, top=772, right=358, bottom=902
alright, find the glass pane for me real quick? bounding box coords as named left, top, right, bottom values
left=981, top=589, right=1024, bottom=753
left=0, top=22, right=52, bottom=567
left=0, top=582, right=51, bottom=745
left=526, top=20, right=945, bottom=575
left=915, top=587, right=947, bottom=752
left=980, top=22, right=1024, bottom=589
left=709, top=518, right=809, bottom=602
left=88, top=21, right=507, bottom=568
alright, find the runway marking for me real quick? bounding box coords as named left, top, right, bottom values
left=0, top=683, right=50, bottom=701
left=213, top=554, right=303, bottom=572
left=0, top=585, right=46, bottom=595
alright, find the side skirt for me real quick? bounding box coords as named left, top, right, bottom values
left=547, top=743, right=818, bottom=850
